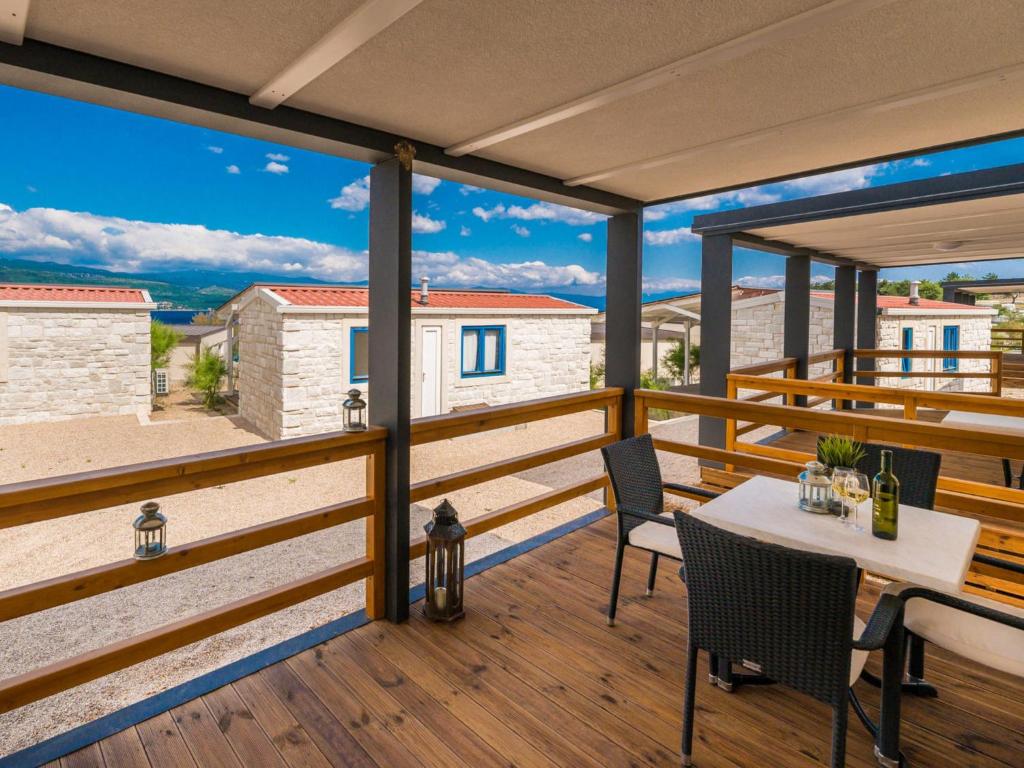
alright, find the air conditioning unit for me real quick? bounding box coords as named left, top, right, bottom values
left=153, top=368, right=169, bottom=396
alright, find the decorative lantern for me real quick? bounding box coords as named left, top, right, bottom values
left=798, top=461, right=833, bottom=514
left=423, top=499, right=466, bottom=622
left=343, top=388, right=367, bottom=432
left=133, top=501, right=167, bottom=559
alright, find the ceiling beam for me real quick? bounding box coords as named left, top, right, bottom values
left=250, top=0, right=424, bottom=109
left=567, top=61, right=1024, bottom=188
left=731, top=232, right=862, bottom=269
left=0, top=0, right=28, bottom=45
left=0, top=38, right=639, bottom=215
left=444, top=0, right=892, bottom=157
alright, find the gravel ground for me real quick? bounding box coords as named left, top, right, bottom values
left=0, top=406, right=613, bottom=756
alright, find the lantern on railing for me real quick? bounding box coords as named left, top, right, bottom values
left=343, top=388, right=367, bottom=432
left=133, top=501, right=167, bottom=559
left=423, top=499, right=466, bottom=622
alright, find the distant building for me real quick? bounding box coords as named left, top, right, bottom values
left=166, top=324, right=230, bottom=388
left=219, top=284, right=595, bottom=439
left=0, top=283, right=154, bottom=424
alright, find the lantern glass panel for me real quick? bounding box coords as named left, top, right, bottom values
left=424, top=500, right=466, bottom=622
left=343, top=388, right=367, bottom=432
left=798, top=461, right=833, bottom=514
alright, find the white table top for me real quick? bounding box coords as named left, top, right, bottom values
left=942, top=410, right=1024, bottom=437
left=691, top=476, right=980, bottom=594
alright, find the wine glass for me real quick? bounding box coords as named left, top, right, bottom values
left=844, top=472, right=871, bottom=532
left=831, top=467, right=853, bottom=524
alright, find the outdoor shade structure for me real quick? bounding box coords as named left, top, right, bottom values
left=943, top=277, right=1024, bottom=304
left=691, top=162, right=1024, bottom=437
left=1, top=1, right=1024, bottom=621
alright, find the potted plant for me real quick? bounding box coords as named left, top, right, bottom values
left=816, top=434, right=866, bottom=475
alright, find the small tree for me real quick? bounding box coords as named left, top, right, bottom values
left=662, top=340, right=699, bottom=381
left=151, top=320, right=184, bottom=370
left=589, top=356, right=606, bottom=389
left=187, top=346, right=228, bottom=409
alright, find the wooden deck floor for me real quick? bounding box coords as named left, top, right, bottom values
left=44, top=515, right=1024, bottom=768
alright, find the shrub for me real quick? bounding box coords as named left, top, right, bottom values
left=589, top=357, right=606, bottom=389
left=187, top=346, right=228, bottom=409
left=662, top=341, right=699, bottom=381
left=151, top=320, right=184, bottom=370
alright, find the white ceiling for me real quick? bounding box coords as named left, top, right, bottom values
left=5, top=0, right=1024, bottom=205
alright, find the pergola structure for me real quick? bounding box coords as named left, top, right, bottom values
left=943, top=277, right=1024, bottom=305
left=691, top=162, right=1024, bottom=442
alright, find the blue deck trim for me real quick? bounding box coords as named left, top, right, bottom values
left=3, top=506, right=609, bottom=768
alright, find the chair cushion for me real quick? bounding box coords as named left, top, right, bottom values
left=883, top=583, right=1024, bottom=678
left=628, top=516, right=682, bottom=558
left=850, top=617, right=869, bottom=687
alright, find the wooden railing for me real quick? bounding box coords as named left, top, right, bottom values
left=0, top=428, right=388, bottom=715
left=408, top=387, right=623, bottom=559
left=853, top=348, right=1003, bottom=396
left=992, top=326, right=1024, bottom=353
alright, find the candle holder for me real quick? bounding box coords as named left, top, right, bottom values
left=423, top=499, right=466, bottom=622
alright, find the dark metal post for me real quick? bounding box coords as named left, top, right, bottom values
left=605, top=211, right=643, bottom=438
left=856, top=269, right=878, bottom=409
left=783, top=254, right=810, bottom=406
left=698, top=234, right=733, bottom=451
left=833, top=265, right=856, bottom=409
left=369, top=155, right=412, bottom=622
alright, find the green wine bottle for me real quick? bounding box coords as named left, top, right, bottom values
left=872, top=449, right=899, bottom=540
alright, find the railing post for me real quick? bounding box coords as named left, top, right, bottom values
left=725, top=378, right=737, bottom=471
left=993, top=352, right=1003, bottom=396
left=856, top=269, right=878, bottom=408
left=833, top=352, right=846, bottom=410
left=605, top=211, right=643, bottom=438
left=834, top=264, right=856, bottom=410
left=633, top=392, right=649, bottom=437
left=365, top=445, right=386, bottom=620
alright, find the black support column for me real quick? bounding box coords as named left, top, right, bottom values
left=783, top=254, right=810, bottom=406
left=834, top=265, right=856, bottom=408
left=698, top=234, right=733, bottom=450
left=368, top=155, right=412, bottom=622
left=605, top=211, right=643, bottom=438
left=856, top=269, right=878, bottom=409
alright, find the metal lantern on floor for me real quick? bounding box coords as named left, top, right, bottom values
left=133, top=501, right=167, bottom=560
left=423, top=499, right=466, bottom=622
left=343, top=388, right=367, bottom=432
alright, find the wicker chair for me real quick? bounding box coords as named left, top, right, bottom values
left=600, top=434, right=719, bottom=626
left=673, top=512, right=903, bottom=768
left=817, top=439, right=942, bottom=509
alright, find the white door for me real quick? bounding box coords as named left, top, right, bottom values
left=926, top=326, right=937, bottom=390
left=420, top=326, right=442, bottom=416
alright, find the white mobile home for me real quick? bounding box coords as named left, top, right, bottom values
left=221, top=284, right=595, bottom=439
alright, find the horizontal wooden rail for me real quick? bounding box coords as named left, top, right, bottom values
left=728, top=357, right=797, bottom=377
left=0, top=556, right=373, bottom=715
left=854, top=349, right=1001, bottom=360
left=0, top=427, right=386, bottom=529
left=808, top=349, right=844, bottom=365
left=0, top=497, right=375, bottom=622
left=854, top=370, right=996, bottom=380
left=410, top=432, right=615, bottom=503
left=410, top=474, right=609, bottom=560
left=411, top=388, right=622, bottom=445
left=652, top=437, right=801, bottom=477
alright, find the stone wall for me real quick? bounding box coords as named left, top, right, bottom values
left=0, top=308, right=150, bottom=425
left=874, top=314, right=993, bottom=393
left=237, top=297, right=285, bottom=438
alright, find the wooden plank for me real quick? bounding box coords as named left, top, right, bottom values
left=411, top=388, right=622, bottom=445
left=169, top=700, right=243, bottom=768
left=365, top=447, right=386, bottom=620
left=854, top=349, right=999, bottom=360
left=0, top=429, right=385, bottom=529
left=61, top=743, right=106, bottom=768
left=203, top=684, right=292, bottom=768
left=653, top=437, right=802, bottom=477
left=729, top=357, right=797, bottom=376
left=135, top=712, right=198, bottom=768
left=0, top=557, right=372, bottom=714
left=98, top=728, right=151, bottom=768
left=0, top=498, right=373, bottom=622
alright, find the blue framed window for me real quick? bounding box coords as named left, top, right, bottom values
left=461, top=325, right=505, bottom=377
left=350, top=327, right=368, bottom=382
left=901, top=328, right=913, bottom=376
left=942, top=325, right=960, bottom=372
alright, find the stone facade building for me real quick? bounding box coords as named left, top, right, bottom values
left=0, top=284, right=154, bottom=425
left=221, top=285, right=594, bottom=440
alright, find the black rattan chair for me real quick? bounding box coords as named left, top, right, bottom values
left=673, top=512, right=903, bottom=768
left=600, top=434, right=719, bottom=626
left=817, top=439, right=942, bottom=509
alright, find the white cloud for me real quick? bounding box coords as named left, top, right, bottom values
left=412, top=212, right=446, bottom=234
left=226, top=165, right=241, bottom=175
left=412, top=175, right=442, bottom=195
left=206, top=146, right=224, bottom=154
left=644, top=226, right=698, bottom=246
left=329, top=175, right=371, bottom=211
left=643, top=209, right=667, bottom=222
left=263, top=161, right=289, bottom=175
left=460, top=225, right=471, bottom=237
left=511, top=224, right=530, bottom=238
left=909, top=158, right=931, bottom=168
left=26, top=185, right=37, bottom=193
left=578, top=232, right=593, bottom=243
left=265, top=152, right=290, bottom=162
left=412, top=250, right=602, bottom=290
left=472, top=201, right=604, bottom=227
left=780, top=165, right=885, bottom=195
left=459, top=185, right=486, bottom=196
left=733, top=274, right=834, bottom=289
left=642, top=277, right=702, bottom=293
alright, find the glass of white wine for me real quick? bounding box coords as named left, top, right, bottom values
left=844, top=472, right=871, bottom=532
left=831, top=467, right=854, bottom=525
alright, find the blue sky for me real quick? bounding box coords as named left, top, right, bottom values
left=1, top=83, right=1022, bottom=297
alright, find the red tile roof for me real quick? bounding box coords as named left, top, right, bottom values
left=810, top=291, right=989, bottom=310
left=265, top=285, right=588, bottom=310
left=0, top=283, right=150, bottom=303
